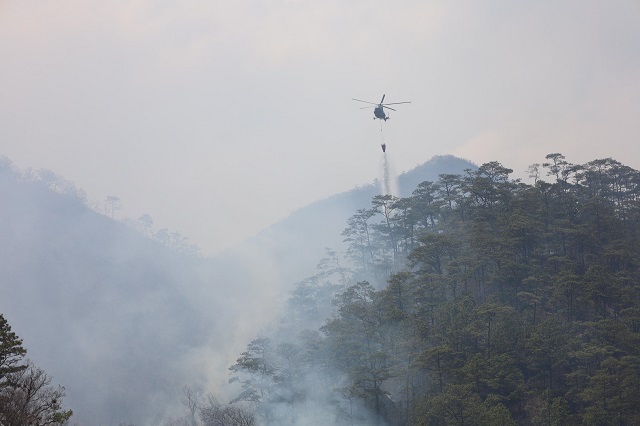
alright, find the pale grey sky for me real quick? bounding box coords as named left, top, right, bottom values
left=1, top=0, right=639, bottom=255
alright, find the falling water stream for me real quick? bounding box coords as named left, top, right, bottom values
left=379, top=122, right=398, bottom=196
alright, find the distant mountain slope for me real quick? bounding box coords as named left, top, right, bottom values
left=0, top=164, right=234, bottom=425
left=228, top=155, right=477, bottom=286
left=395, top=155, right=476, bottom=198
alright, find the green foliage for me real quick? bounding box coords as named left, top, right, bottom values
left=0, top=314, right=26, bottom=385
left=0, top=315, right=73, bottom=425
left=232, top=155, right=640, bottom=425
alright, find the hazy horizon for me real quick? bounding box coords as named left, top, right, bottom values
left=2, top=1, right=639, bottom=256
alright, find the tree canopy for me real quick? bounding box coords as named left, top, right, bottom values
left=228, top=155, right=640, bottom=425
left=0, top=314, right=73, bottom=425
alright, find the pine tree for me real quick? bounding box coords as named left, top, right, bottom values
left=0, top=314, right=26, bottom=385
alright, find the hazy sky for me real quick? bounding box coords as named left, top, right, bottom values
left=1, top=1, right=639, bottom=255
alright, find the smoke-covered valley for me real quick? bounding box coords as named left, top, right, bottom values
left=0, top=154, right=474, bottom=424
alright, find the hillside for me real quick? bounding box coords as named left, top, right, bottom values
left=0, top=154, right=474, bottom=424
left=224, top=156, right=640, bottom=425
left=0, top=163, right=228, bottom=424
left=229, top=155, right=477, bottom=287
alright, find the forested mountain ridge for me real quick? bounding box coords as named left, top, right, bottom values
left=0, top=154, right=475, bottom=424
left=230, top=155, right=477, bottom=287
left=8, top=152, right=640, bottom=425
left=226, top=155, right=640, bottom=425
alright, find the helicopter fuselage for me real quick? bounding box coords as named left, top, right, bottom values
left=374, top=106, right=388, bottom=120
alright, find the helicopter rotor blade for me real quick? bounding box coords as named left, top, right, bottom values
left=359, top=106, right=374, bottom=109
left=382, top=101, right=412, bottom=106
left=380, top=94, right=386, bottom=104
left=382, top=106, right=397, bottom=111
left=352, top=98, right=378, bottom=106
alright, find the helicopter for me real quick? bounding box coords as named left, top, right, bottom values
left=352, top=94, right=411, bottom=121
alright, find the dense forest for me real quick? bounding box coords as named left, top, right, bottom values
left=221, top=154, right=640, bottom=425
left=4, top=153, right=640, bottom=425
left=0, top=154, right=473, bottom=425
